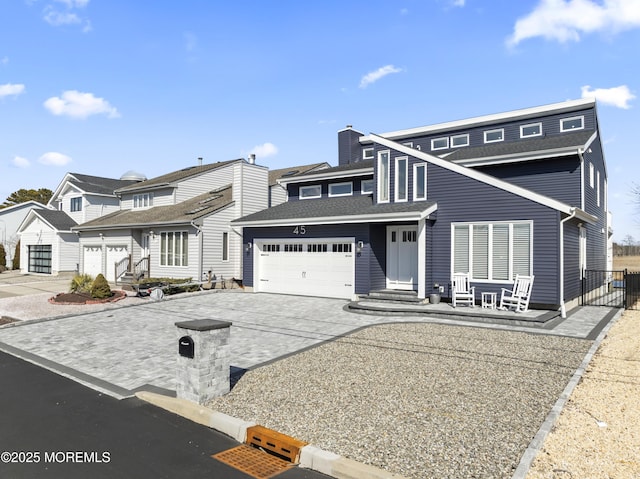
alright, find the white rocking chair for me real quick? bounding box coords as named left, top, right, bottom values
left=452, top=272, right=475, bottom=308
left=500, top=275, right=535, bottom=312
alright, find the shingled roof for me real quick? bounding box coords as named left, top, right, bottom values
left=268, top=162, right=330, bottom=186
left=33, top=209, right=78, bottom=232
left=67, top=173, right=139, bottom=196
left=115, top=160, right=243, bottom=193
left=75, top=185, right=234, bottom=230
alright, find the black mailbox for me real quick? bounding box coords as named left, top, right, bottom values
left=178, top=336, right=194, bottom=358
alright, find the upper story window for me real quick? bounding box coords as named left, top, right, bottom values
left=413, top=163, right=427, bottom=201
left=361, top=179, right=374, bottom=195
left=395, top=157, right=408, bottom=202
left=362, top=147, right=374, bottom=160
left=484, top=128, right=504, bottom=143
left=597, top=171, right=601, bottom=207
left=520, top=122, right=542, bottom=138
left=451, top=134, right=469, bottom=148
left=431, top=137, right=449, bottom=150
left=70, top=197, right=82, bottom=212
left=300, top=185, right=321, bottom=199
left=378, top=150, right=390, bottom=203
left=329, top=182, right=353, bottom=197
left=561, top=116, right=584, bottom=132
left=402, top=141, right=414, bottom=148
left=589, top=162, right=594, bottom=188
left=133, top=193, right=153, bottom=209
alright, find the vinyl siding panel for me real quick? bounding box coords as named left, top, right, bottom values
left=270, top=185, right=287, bottom=206
left=57, top=233, right=79, bottom=272
left=234, top=163, right=268, bottom=218
left=83, top=195, right=121, bottom=222
left=149, top=225, right=200, bottom=280
left=175, top=165, right=236, bottom=202
left=120, top=188, right=175, bottom=209
left=581, top=140, right=607, bottom=271
left=201, top=206, right=240, bottom=281
left=563, top=221, right=581, bottom=302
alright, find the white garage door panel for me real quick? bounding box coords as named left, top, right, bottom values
left=106, top=246, right=129, bottom=282
left=256, top=239, right=355, bottom=299
left=84, top=246, right=102, bottom=278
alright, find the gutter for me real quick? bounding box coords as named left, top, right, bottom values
left=559, top=208, right=577, bottom=318
left=190, top=221, right=203, bottom=282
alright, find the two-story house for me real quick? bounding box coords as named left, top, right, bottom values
left=17, top=173, right=139, bottom=275
left=73, top=159, right=328, bottom=283
left=234, top=98, right=608, bottom=316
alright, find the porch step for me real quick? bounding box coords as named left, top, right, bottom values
left=360, top=289, right=424, bottom=304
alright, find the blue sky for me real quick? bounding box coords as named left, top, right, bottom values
left=1, top=0, right=639, bottom=242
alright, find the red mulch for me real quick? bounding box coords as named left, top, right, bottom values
left=49, top=290, right=127, bottom=305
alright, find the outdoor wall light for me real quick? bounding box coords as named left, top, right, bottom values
left=356, top=241, right=364, bottom=254
left=246, top=242, right=252, bottom=253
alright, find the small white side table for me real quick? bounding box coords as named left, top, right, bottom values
left=481, top=292, right=497, bottom=309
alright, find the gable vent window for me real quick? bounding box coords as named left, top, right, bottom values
left=561, top=116, right=584, bottom=132
left=362, top=147, right=374, bottom=160
left=484, top=128, right=504, bottom=143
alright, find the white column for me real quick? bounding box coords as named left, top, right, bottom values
left=418, top=218, right=426, bottom=299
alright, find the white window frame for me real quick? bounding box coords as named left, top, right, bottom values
left=413, top=163, right=427, bottom=201
left=450, top=134, right=469, bottom=147
left=560, top=115, right=584, bottom=132
left=133, top=193, right=153, bottom=209
left=70, top=197, right=82, bottom=212
left=329, top=182, right=353, bottom=197
left=362, top=147, right=374, bottom=160
left=402, top=141, right=414, bottom=148
left=484, top=128, right=504, bottom=143
left=377, top=150, right=390, bottom=203
left=361, top=179, right=374, bottom=195
left=395, top=156, right=408, bottom=202
left=589, top=163, right=594, bottom=188
left=160, top=231, right=189, bottom=267
left=520, top=122, right=542, bottom=138
left=596, top=170, right=601, bottom=207
left=451, top=221, right=533, bottom=282
left=431, top=137, right=449, bottom=150
left=299, top=184, right=322, bottom=200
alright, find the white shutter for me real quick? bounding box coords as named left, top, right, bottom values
left=472, top=225, right=489, bottom=280
left=454, top=225, right=469, bottom=274
left=513, top=223, right=531, bottom=276
left=492, top=224, right=509, bottom=280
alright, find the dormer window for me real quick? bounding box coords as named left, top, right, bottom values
left=133, top=193, right=153, bottom=209
left=329, top=182, right=353, bottom=197
left=70, top=197, right=82, bottom=212
left=300, top=185, right=321, bottom=199
left=431, top=137, right=449, bottom=150
left=484, top=128, right=504, bottom=143
left=520, top=122, right=542, bottom=138
left=561, top=116, right=584, bottom=131
left=362, top=147, right=374, bottom=160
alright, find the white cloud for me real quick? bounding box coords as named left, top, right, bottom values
left=359, top=65, right=403, bottom=89
left=12, top=156, right=31, bottom=168
left=43, top=7, right=82, bottom=26
left=38, top=152, right=72, bottom=166
left=507, top=0, right=640, bottom=47
left=581, top=84, right=636, bottom=109
left=1, top=57, right=8, bottom=66
left=0, top=83, right=25, bottom=98
left=452, top=0, right=466, bottom=6
left=44, top=90, right=120, bottom=119
left=248, top=142, right=279, bottom=158
left=54, top=0, right=90, bottom=7
left=43, top=0, right=91, bottom=31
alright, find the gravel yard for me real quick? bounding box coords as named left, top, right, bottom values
left=208, top=322, right=592, bottom=479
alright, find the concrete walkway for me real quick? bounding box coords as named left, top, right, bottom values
left=0, top=290, right=619, bottom=399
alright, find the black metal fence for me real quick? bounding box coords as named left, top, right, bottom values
left=581, top=269, right=640, bottom=309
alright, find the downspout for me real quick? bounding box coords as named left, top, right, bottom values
left=578, top=148, right=585, bottom=211
left=559, top=208, right=577, bottom=318
left=190, top=221, right=203, bottom=282
left=230, top=225, right=244, bottom=281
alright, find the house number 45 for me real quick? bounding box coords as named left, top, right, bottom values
left=293, top=225, right=306, bottom=235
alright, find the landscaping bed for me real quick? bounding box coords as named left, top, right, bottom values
left=49, top=290, right=127, bottom=305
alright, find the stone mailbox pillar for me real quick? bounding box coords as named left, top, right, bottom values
left=175, top=319, right=232, bottom=404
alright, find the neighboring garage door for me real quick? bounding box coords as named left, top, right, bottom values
left=28, top=245, right=52, bottom=274
left=106, top=246, right=128, bottom=282
left=255, top=238, right=355, bottom=299
left=84, top=246, right=103, bottom=278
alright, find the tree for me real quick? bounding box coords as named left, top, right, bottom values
left=1, top=188, right=53, bottom=209
left=12, top=240, right=20, bottom=270
left=0, top=244, right=6, bottom=271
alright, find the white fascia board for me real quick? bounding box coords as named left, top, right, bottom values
left=278, top=167, right=374, bottom=187
left=370, top=134, right=594, bottom=220
left=17, top=210, right=58, bottom=234
left=235, top=204, right=437, bottom=228
left=454, top=146, right=580, bottom=167
left=360, top=98, right=596, bottom=144
left=337, top=126, right=365, bottom=135
left=50, top=174, right=78, bottom=204
left=0, top=200, right=48, bottom=215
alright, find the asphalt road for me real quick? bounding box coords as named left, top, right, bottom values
left=0, top=351, right=327, bottom=479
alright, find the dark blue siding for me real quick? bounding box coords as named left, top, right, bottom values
left=477, top=156, right=581, bottom=206
left=288, top=177, right=373, bottom=200
left=338, top=128, right=364, bottom=165
left=563, top=221, right=581, bottom=301
left=581, top=140, right=607, bottom=271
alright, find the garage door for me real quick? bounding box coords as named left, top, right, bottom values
left=84, top=246, right=103, bottom=278
left=255, top=238, right=355, bottom=299
left=28, top=245, right=52, bottom=274
left=106, top=246, right=128, bottom=281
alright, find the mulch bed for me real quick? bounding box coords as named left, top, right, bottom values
left=0, top=317, right=17, bottom=325
left=49, top=290, right=127, bottom=305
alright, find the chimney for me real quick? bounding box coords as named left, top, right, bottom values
left=198, top=157, right=203, bottom=166
left=248, top=154, right=256, bottom=164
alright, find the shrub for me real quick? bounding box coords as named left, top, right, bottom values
left=70, top=274, right=94, bottom=293
left=90, top=274, right=112, bottom=299
left=12, top=240, right=20, bottom=270
left=0, top=244, right=6, bottom=269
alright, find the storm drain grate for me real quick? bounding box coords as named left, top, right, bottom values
left=212, top=444, right=291, bottom=479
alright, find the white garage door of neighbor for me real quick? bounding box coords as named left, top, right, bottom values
left=84, top=246, right=103, bottom=278
left=106, top=246, right=129, bottom=281
left=256, top=238, right=355, bottom=299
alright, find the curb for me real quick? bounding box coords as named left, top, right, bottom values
left=135, top=391, right=408, bottom=479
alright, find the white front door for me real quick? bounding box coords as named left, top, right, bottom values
left=142, top=234, right=150, bottom=258
left=386, top=226, right=418, bottom=290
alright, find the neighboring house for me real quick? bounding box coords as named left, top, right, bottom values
left=0, top=201, right=49, bottom=267
left=234, top=98, right=608, bottom=315
left=17, top=173, right=141, bottom=275
left=73, top=159, right=327, bottom=283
